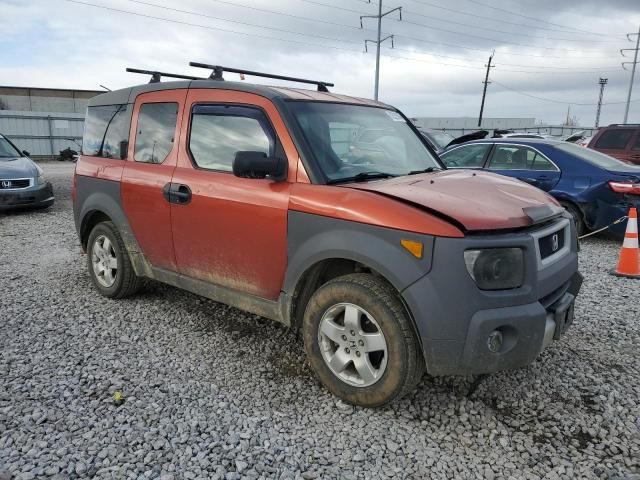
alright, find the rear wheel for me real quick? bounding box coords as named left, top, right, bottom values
left=561, top=202, right=585, bottom=236
left=87, top=221, right=140, bottom=298
left=302, top=273, right=424, bottom=407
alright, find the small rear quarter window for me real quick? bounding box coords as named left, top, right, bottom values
left=134, top=103, right=178, bottom=164
left=82, top=104, right=131, bottom=158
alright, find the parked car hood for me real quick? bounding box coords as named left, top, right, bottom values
left=0, top=156, right=38, bottom=178
left=348, top=169, right=563, bottom=231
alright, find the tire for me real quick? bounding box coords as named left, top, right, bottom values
left=302, top=273, right=424, bottom=407
left=561, top=202, right=585, bottom=236
left=86, top=221, right=141, bottom=299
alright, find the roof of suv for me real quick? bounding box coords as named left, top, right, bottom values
left=88, top=79, right=390, bottom=108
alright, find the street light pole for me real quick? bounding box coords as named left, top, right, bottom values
left=595, top=78, right=608, bottom=128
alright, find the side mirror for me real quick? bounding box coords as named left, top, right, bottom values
left=119, top=141, right=128, bottom=160
left=22, top=150, right=30, bottom=157
left=233, top=151, right=287, bottom=180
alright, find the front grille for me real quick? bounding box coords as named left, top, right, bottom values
left=0, top=178, right=31, bottom=189
left=538, top=228, right=566, bottom=260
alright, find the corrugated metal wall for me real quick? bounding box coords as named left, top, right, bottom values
left=0, top=111, right=85, bottom=159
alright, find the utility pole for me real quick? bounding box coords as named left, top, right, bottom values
left=621, top=25, right=640, bottom=124
left=595, top=77, right=608, bottom=128
left=478, top=52, right=495, bottom=127
left=361, top=1, right=402, bottom=101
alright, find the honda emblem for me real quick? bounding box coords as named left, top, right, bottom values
left=1, top=180, right=11, bottom=188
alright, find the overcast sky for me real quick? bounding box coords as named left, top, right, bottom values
left=2, top=0, right=640, bottom=125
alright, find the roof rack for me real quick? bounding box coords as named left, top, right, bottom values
left=189, top=62, right=334, bottom=92
left=126, top=68, right=205, bottom=84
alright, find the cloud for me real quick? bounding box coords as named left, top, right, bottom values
left=1, top=0, right=640, bottom=125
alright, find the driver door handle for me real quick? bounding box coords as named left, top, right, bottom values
left=162, top=183, right=192, bottom=204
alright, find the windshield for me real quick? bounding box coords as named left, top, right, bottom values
left=287, top=102, right=441, bottom=183
left=0, top=135, right=21, bottom=158
left=422, top=130, right=455, bottom=150
left=555, top=143, right=640, bottom=171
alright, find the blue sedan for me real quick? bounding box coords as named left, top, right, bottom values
left=440, top=138, right=640, bottom=235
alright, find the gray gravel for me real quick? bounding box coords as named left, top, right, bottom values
left=0, top=162, right=639, bottom=480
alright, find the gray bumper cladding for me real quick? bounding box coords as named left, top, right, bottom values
left=402, top=215, right=582, bottom=376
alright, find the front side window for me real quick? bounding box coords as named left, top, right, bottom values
left=189, top=105, right=274, bottom=172
left=134, top=103, right=178, bottom=164
left=595, top=129, right=634, bottom=150
left=287, top=102, right=440, bottom=183
left=441, top=144, right=490, bottom=168
left=82, top=104, right=131, bottom=158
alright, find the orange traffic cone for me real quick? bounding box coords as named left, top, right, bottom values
left=611, top=207, right=640, bottom=278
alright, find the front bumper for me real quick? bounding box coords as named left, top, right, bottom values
left=403, top=214, right=582, bottom=376
left=0, top=182, right=54, bottom=211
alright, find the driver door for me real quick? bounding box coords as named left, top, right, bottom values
left=169, top=89, right=299, bottom=300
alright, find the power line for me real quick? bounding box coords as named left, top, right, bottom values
left=490, top=78, right=638, bottom=105
left=396, top=6, right=621, bottom=44
left=462, top=0, right=613, bottom=38
left=399, top=0, right=617, bottom=38
left=125, top=0, right=618, bottom=74
left=62, top=0, right=624, bottom=77
left=305, top=0, right=614, bottom=51
left=399, top=17, right=610, bottom=52
left=192, top=0, right=616, bottom=61
left=199, top=0, right=375, bottom=32
left=127, top=0, right=364, bottom=45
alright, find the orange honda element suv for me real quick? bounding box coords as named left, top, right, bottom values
left=73, top=64, right=582, bottom=407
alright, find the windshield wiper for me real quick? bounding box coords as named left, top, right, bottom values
left=327, top=171, right=397, bottom=184
left=407, top=166, right=442, bottom=175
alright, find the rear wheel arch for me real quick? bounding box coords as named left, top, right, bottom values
left=80, top=210, right=113, bottom=250
left=557, top=198, right=587, bottom=234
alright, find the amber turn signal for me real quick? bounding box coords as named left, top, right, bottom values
left=400, top=239, right=423, bottom=259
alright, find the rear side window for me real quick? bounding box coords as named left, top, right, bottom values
left=82, top=104, right=131, bottom=158
left=441, top=144, right=490, bottom=168
left=188, top=105, right=274, bottom=172
left=595, top=129, right=635, bottom=149
left=134, top=103, right=178, bottom=164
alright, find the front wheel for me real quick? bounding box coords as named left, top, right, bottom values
left=302, top=273, right=424, bottom=407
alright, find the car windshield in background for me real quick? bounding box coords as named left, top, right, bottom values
left=287, top=102, right=440, bottom=183
left=555, top=143, right=640, bottom=171
left=424, top=130, right=455, bottom=150
left=0, top=135, right=21, bottom=158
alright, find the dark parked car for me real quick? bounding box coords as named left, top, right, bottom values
left=417, top=128, right=455, bottom=152
left=588, top=124, right=640, bottom=164
left=440, top=138, right=640, bottom=235
left=0, top=133, right=54, bottom=211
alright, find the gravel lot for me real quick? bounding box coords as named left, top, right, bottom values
left=1, top=162, right=639, bottom=480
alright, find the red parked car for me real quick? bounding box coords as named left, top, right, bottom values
left=72, top=64, right=582, bottom=406
left=588, top=124, right=640, bottom=164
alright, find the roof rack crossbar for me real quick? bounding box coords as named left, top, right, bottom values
left=189, top=62, right=334, bottom=92
left=126, top=68, right=205, bottom=84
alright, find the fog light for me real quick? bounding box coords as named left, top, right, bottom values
left=487, top=330, right=503, bottom=353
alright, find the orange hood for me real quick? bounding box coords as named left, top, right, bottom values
left=348, top=170, right=563, bottom=231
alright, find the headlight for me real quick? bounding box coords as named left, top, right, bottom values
left=464, top=248, right=524, bottom=290
left=36, top=174, right=46, bottom=185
